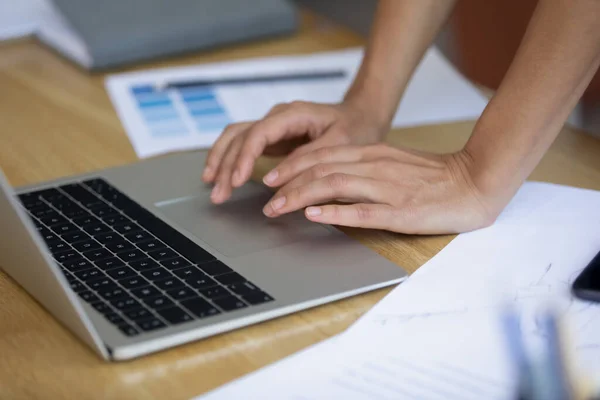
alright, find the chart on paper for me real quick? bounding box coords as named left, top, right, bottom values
left=105, top=47, right=489, bottom=158
left=131, top=84, right=232, bottom=138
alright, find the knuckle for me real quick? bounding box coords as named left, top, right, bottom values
left=355, top=204, right=375, bottom=221
left=327, top=173, right=348, bottom=190
left=290, top=100, right=308, bottom=109
left=315, top=147, right=334, bottom=162
left=311, top=164, right=329, bottom=180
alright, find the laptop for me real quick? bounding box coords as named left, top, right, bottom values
left=0, top=151, right=407, bottom=361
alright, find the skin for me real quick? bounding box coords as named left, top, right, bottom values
left=203, top=0, right=600, bottom=234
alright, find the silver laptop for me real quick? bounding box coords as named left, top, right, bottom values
left=0, top=151, right=407, bottom=361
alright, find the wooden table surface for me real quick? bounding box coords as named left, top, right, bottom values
left=1, top=12, right=600, bottom=400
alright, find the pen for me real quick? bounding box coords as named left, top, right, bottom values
left=154, top=70, right=347, bottom=91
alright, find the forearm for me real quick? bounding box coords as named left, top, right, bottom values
left=465, top=0, right=600, bottom=206
left=344, top=0, right=457, bottom=132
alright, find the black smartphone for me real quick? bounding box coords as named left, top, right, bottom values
left=572, top=250, right=600, bottom=302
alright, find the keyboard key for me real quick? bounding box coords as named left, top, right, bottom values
left=102, top=215, right=129, bottom=226
left=154, top=277, right=185, bottom=290
left=69, top=280, right=86, bottom=293
left=71, top=215, right=100, bottom=226
left=62, top=206, right=88, bottom=219
left=198, top=261, right=233, bottom=276
left=156, top=306, right=193, bottom=325
left=37, top=188, right=64, bottom=202
left=140, top=268, right=173, bottom=281
left=95, top=257, right=125, bottom=270
left=137, top=318, right=166, bottom=332
left=104, top=313, right=126, bottom=325
left=94, top=232, right=121, bottom=245
left=124, top=307, right=154, bottom=321
left=148, top=248, right=178, bottom=261
left=39, top=228, right=61, bottom=244
left=116, top=249, right=146, bottom=263
left=129, top=258, right=160, bottom=271
left=124, top=231, right=153, bottom=243
left=172, top=266, right=205, bottom=279
left=181, top=298, right=220, bottom=319
left=144, top=296, right=174, bottom=310
left=214, top=272, right=245, bottom=285
left=160, top=257, right=190, bottom=270
left=74, top=268, right=106, bottom=282
left=83, top=223, right=112, bottom=236
left=60, top=183, right=103, bottom=208
left=98, top=286, right=128, bottom=301
left=90, top=301, right=113, bottom=315
left=48, top=240, right=70, bottom=254
left=242, top=292, right=275, bottom=305
left=62, top=231, right=91, bottom=244
left=63, top=259, right=94, bottom=272
left=19, top=193, right=45, bottom=209
left=185, top=276, right=217, bottom=290
left=83, top=248, right=113, bottom=261
left=30, top=206, right=55, bottom=219
left=117, top=323, right=139, bottom=337
left=212, top=295, right=248, bottom=311
left=136, top=239, right=165, bottom=252
left=111, top=296, right=142, bottom=311
left=106, top=266, right=137, bottom=280
left=88, top=278, right=116, bottom=290
left=228, top=281, right=261, bottom=296
left=91, top=205, right=119, bottom=219
left=78, top=290, right=100, bottom=303
left=105, top=240, right=135, bottom=253
left=113, top=222, right=142, bottom=234
left=71, top=239, right=101, bottom=252
left=40, top=214, right=67, bottom=226
left=131, top=286, right=161, bottom=299
left=120, top=276, right=150, bottom=290
left=51, top=223, right=80, bottom=236
left=166, top=287, right=197, bottom=301
left=54, top=250, right=82, bottom=263
left=199, top=286, right=230, bottom=299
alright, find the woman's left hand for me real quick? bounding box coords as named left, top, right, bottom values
left=260, top=143, right=501, bottom=234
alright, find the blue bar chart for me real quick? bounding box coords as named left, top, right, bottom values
left=131, top=85, right=231, bottom=138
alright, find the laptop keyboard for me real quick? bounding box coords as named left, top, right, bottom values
left=18, top=178, right=274, bottom=337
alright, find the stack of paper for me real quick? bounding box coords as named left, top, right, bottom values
left=105, top=47, right=489, bottom=158
left=196, top=182, right=600, bottom=399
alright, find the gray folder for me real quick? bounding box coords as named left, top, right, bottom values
left=46, top=0, right=298, bottom=70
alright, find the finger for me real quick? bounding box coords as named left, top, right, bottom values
left=262, top=145, right=366, bottom=188
left=212, top=136, right=244, bottom=204
left=231, top=104, right=331, bottom=187
left=280, top=162, right=376, bottom=193
left=304, top=203, right=395, bottom=230
left=263, top=173, right=391, bottom=217
left=286, top=131, right=348, bottom=160
left=203, top=122, right=252, bottom=183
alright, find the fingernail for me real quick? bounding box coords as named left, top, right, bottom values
left=211, top=184, right=220, bottom=200
left=306, top=207, right=322, bottom=217
left=202, top=166, right=212, bottom=180
left=270, top=196, right=286, bottom=211
left=233, top=170, right=241, bottom=186
left=263, top=170, right=278, bottom=185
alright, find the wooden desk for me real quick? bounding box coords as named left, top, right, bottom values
left=1, top=12, right=600, bottom=400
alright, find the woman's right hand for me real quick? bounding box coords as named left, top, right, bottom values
left=202, top=100, right=389, bottom=204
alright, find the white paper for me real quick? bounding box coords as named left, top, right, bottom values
left=0, top=0, right=47, bottom=40
left=105, top=47, right=488, bottom=158
left=196, top=182, right=600, bottom=400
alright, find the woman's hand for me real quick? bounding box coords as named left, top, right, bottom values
left=202, top=100, right=388, bottom=204
left=261, top=143, right=502, bottom=234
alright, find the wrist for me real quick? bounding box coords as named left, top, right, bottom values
left=342, top=86, right=395, bottom=141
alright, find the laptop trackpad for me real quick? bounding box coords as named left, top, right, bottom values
left=155, top=188, right=331, bottom=258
